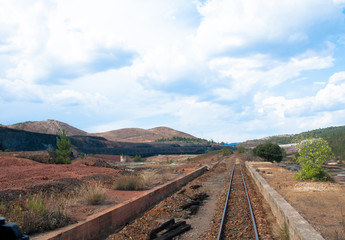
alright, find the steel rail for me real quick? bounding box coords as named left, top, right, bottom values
left=217, top=161, right=236, bottom=240
left=240, top=161, right=259, bottom=240
left=217, top=159, right=259, bottom=240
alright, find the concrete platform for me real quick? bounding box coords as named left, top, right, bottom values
left=32, top=166, right=207, bottom=240
left=245, top=162, right=324, bottom=240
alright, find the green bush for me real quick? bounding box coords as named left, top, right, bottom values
left=253, top=142, right=283, bottom=162
left=295, top=138, right=333, bottom=181
left=237, top=146, right=246, bottom=154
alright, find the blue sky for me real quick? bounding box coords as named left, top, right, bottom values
left=1, top=0, right=345, bottom=142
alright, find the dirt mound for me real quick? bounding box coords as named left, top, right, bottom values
left=28, top=178, right=84, bottom=195
left=0, top=151, right=55, bottom=163
left=81, top=174, right=114, bottom=182
left=0, top=156, right=41, bottom=167
left=0, top=189, right=26, bottom=203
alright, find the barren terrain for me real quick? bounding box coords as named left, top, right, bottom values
left=251, top=161, right=345, bottom=239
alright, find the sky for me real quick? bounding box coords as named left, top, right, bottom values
left=1, top=0, right=345, bottom=142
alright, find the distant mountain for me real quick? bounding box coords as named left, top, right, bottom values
left=5, top=120, right=198, bottom=143
left=0, top=126, right=224, bottom=156
left=6, top=120, right=88, bottom=136
left=91, top=126, right=197, bottom=143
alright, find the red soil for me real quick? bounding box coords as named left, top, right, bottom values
left=0, top=156, right=120, bottom=191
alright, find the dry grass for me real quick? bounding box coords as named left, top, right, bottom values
left=78, top=183, right=107, bottom=205
left=0, top=193, right=71, bottom=235
left=140, top=170, right=156, bottom=187
left=114, top=175, right=144, bottom=190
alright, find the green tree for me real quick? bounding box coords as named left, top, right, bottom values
left=295, top=138, right=333, bottom=181
left=253, top=142, right=283, bottom=162
left=133, top=154, right=144, bottom=162
left=55, top=129, right=72, bottom=164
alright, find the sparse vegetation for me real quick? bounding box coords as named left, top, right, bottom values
left=295, top=138, right=333, bottom=181
left=114, top=175, right=144, bottom=190
left=79, top=183, right=106, bottom=205
left=140, top=170, right=157, bottom=187
left=0, top=194, right=71, bottom=235
left=55, top=129, right=72, bottom=164
left=253, top=142, right=283, bottom=162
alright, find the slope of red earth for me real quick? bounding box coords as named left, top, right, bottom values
left=0, top=156, right=120, bottom=191
left=0, top=152, right=203, bottom=236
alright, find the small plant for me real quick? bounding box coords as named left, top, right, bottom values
left=79, top=184, right=106, bottom=205
left=4, top=149, right=11, bottom=152
left=140, top=170, right=156, bottom=187
left=114, top=175, right=144, bottom=190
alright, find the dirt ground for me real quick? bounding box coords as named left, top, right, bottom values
left=0, top=153, right=201, bottom=236
left=250, top=161, right=345, bottom=240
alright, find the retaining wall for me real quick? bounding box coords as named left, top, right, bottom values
left=32, top=166, right=207, bottom=240
left=245, top=162, right=324, bottom=240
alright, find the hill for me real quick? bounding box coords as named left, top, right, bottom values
left=7, top=120, right=87, bottom=136
left=0, top=127, right=224, bottom=157
left=90, top=126, right=197, bottom=143
left=5, top=120, right=197, bottom=143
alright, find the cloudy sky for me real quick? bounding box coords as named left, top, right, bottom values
left=1, top=0, right=345, bottom=142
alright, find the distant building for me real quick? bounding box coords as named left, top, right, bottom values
left=120, top=155, right=129, bottom=162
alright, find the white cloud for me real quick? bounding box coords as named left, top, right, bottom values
left=210, top=51, right=333, bottom=101
left=256, top=71, right=345, bottom=126
left=195, top=0, right=338, bottom=56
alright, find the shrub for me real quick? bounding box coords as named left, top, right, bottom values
left=79, top=184, right=106, bottom=205
left=237, top=146, right=246, bottom=154
left=253, top=142, right=283, bottom=162
left=140, top=170, right=156, bottom=187
left=4, top=149, right=11, bottom=152
left=222, top=148, right=232, bottom=156
left=295, top=138, right=333, bottom=181
left=114, top=176, right=144, bottom=190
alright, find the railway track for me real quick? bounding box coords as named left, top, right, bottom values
left=217, top=158, right=259, bottom=240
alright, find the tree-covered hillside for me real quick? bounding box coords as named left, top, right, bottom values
left=240, top=125, right=345, bottom=161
